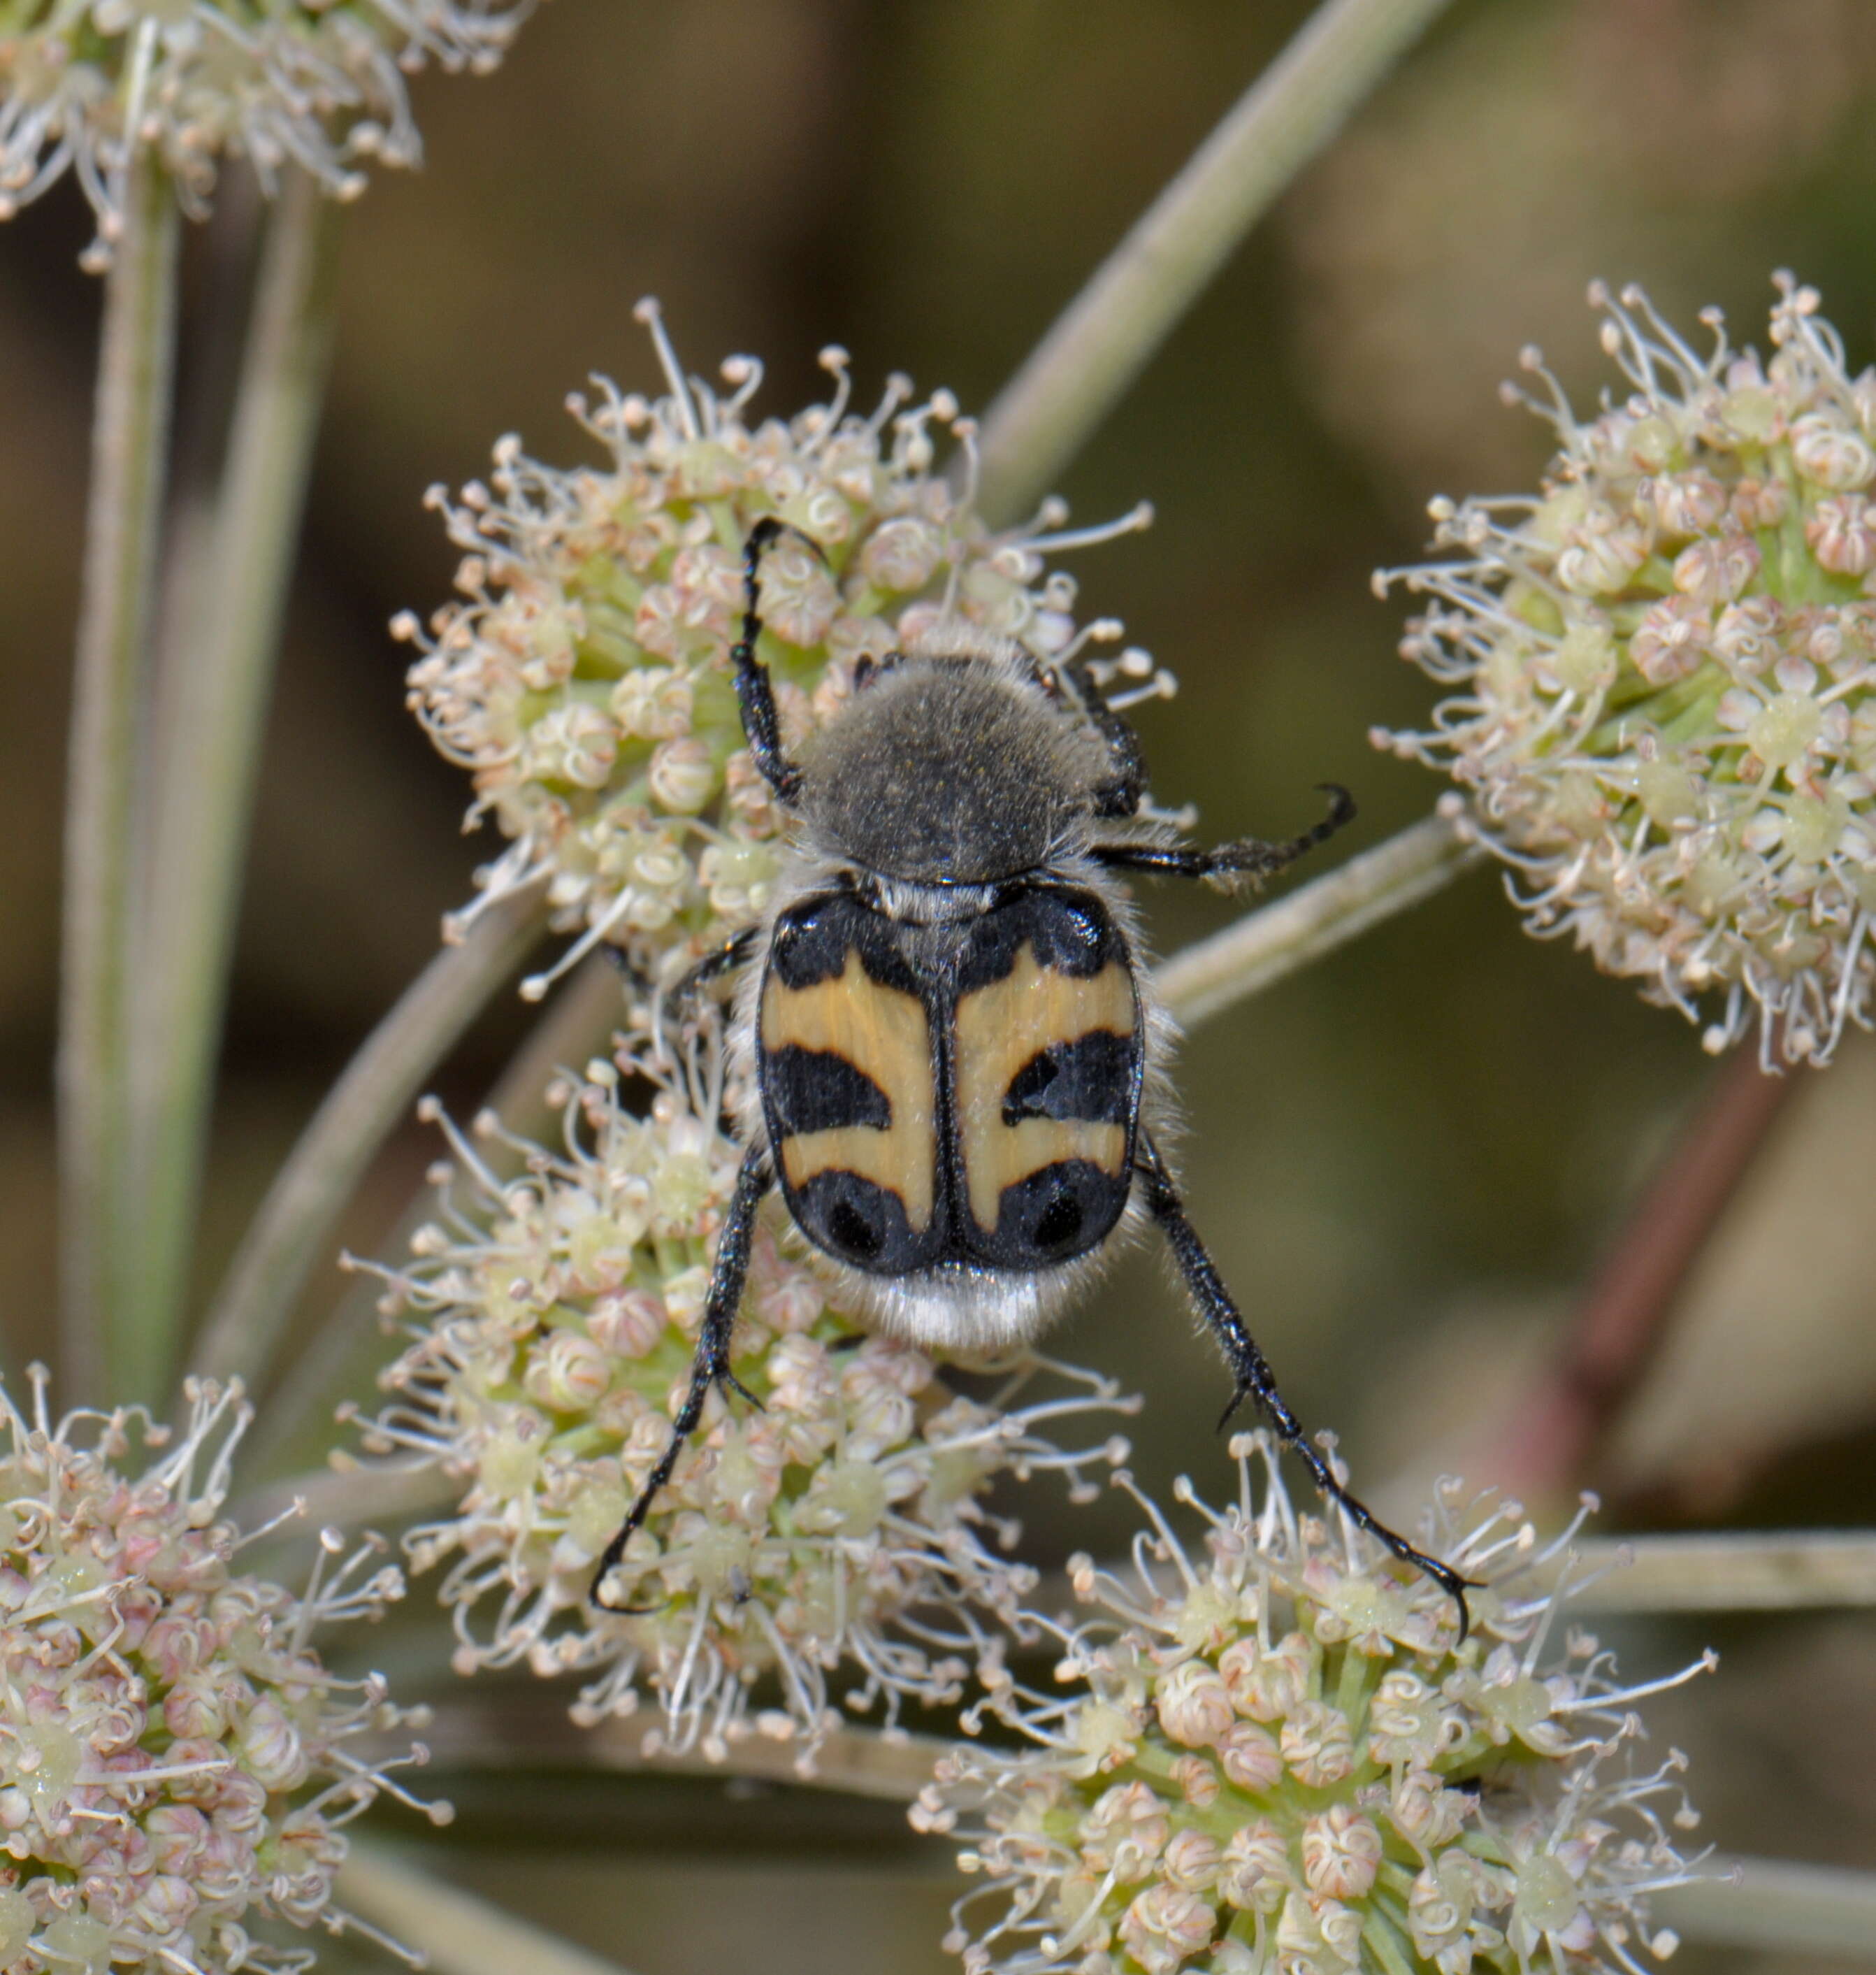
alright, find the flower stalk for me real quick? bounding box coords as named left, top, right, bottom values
left=127, top=164, right=344, bottom=1402
left=339, top=1841, right=640, bottom=1975
left=192, top=879, right=549, bottom=1398
left=254, top=950, right=623, bottom=1464
left=972, top=0, right=1456, bottom=523
left=1155, top=809, right=1482, bottom=1028
left=1652, top=1856, right=1876, bottom=1960
left=59, top=148, right=181, bottom=1402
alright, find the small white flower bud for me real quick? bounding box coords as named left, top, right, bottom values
left=1153, top=1660, right=1235, bottom=1748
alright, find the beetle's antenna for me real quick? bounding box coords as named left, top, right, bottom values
left=732, top=517, right=825, bottom=805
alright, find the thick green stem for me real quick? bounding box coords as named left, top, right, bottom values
left=190, top=884, right=548, bottom=1397
left=125, top=168, right=342, bottom=1399
left=59, top=155, right=180, bottom=1402
left=972, top=0, right=1455, bottom=522
left=1566, top=1529, right=1876, bottom=1614
left=340, top=1842, right=642, bottom=1975
left=1037, top=1528, right=1876, bottom=1622
left=250, top=951, right=622, bottom=1465
left=1155, top=812, right=1482, bottom=1030
left=414, top=1699, right=949, bottom=1804
left=1654, top=1858, right=1876, bottom=1960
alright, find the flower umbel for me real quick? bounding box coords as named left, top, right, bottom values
left=0, top=1, right=539, bottom=266
left=0, top=1369, right=437, bottom=1975
left=398, top=301, right=1163, bottom=1000
left=354, top=1040, right=1134, bottom=1768
left=1378, top=274, right=1876, bottom=1065
left=918, top=1435, right=1717, bottom=1975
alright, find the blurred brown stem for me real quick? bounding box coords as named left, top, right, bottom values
left=1482, top=1044, right=1796, bottom=1500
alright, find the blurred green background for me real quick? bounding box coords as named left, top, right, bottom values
left=3, top=1, right=1875, bottom=1968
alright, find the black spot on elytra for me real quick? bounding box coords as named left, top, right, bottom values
left=1034, top=1188, right=1085, bottom=1250
left=827, top=1197, right=883, bottom=1262
left=765, top=1047, right=890, bottom=1135
left=1004, top=1031, right=1136, bottom=1126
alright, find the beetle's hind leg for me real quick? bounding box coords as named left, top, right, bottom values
left=1133, top=1133, right=1477, bottom=1640
left=590, top=1147, right=773, bottom=1611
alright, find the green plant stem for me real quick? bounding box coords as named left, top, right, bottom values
left=340, top=1841, right=642, bottom=1975
left=1034, top=1528, right=1876, bottom=1620
left=414, top=1698, right=950, bottom=1803
left=126, top=167, right=342, bottom=1400
left=1654, top=1858, right=1876, bottom=1960
left=249, top=950, right=622, bottom=1465
left=971, top=0, right=1455, bottom=522
left=1565, top=1530, right=1876, bottom=1614
left=1154, top=811, right=1481, bottom=1030
left=59, top=155, right=181, bottom=1402
left=190, top=883, right=548, bottom=1396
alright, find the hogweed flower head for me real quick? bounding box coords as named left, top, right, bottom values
left=0, top=1367, right=439, bottom=1975
left=0, top=0, right=540, bottom=267
left=353, top=1037, right=1134, bottom=1769
left=398, top=301, right=1165, bottom=1001
left=918, top=1434, right=1718, bottom=1975
left=1378, top=274, right=1876, bottom=1065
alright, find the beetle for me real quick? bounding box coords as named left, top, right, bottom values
left=591, top=517, right=1471, bottom=1635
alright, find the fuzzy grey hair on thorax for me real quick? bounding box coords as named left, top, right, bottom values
left=795, top=635, right=1111, bottom=885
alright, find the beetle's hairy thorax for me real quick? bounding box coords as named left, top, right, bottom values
left=794, top=647, right=1110, bottom=885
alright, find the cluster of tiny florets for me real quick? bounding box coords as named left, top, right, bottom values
left=0, top=0, right=539, bottom=266
left=397, top=301, right=1166, bottom=1002
left=0, top=1370, right=437, bottom=1975
left=917, top=1435, right=1717, bottom=1975
left=353, top=1042, right=1134, bottom=1768
left=1378, top=273, right=1876, bottom=1065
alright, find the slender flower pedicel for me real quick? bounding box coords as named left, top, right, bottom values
left=398, top=303, right=1164, bottom=1002
left=353, top=1037, right=1134, bottom=1767
left=918, top=1435, right=1718, bottom=1975
left=0, top=1369, right=440, bottom=1975
left=0, top=0, right=540, bottom=266
left=1378, top=275, right=1876, bottom=1065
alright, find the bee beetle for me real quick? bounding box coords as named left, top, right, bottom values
left=593, top=517, right=1471, bottom=1634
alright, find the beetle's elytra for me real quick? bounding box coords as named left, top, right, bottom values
left=592, top=517, right=1473, bottom=1637
left=758, top=885, right=1141, bottom=1295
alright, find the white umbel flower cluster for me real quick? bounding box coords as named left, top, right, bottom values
left=0, top=1369, right=438, bottom=1975
left=1378, top=275, right=1876, bottom=1065
left=917, top=1435, right=1718, bottom=1975
left=398, top=302, right=1165, bottom=1003
left=0, top=0, right=539, bottom=266
left=353, top=1042, right=1134, bottom=1769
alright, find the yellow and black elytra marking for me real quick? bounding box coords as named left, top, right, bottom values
left=758, top=887, right=1142, bottom=1275
left=590, top=515, right=1476, bottom=1640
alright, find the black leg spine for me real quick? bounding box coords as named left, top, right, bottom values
left=590, top=1146, right=772, bottom=1608
left=1134, top=1133, right=1474, bottom=1639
